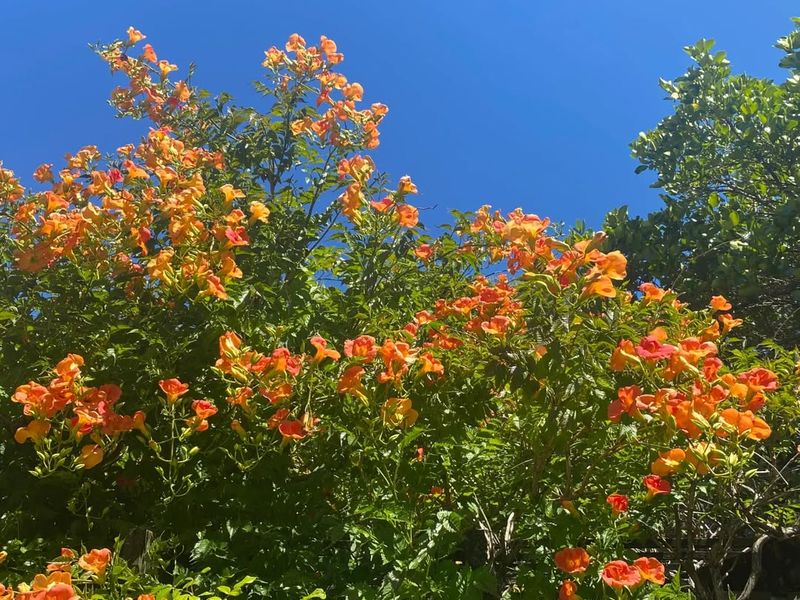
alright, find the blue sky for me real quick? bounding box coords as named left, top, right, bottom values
left=0, top=1, right=796, bottom=228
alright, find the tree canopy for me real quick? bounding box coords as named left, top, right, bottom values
left=607, top=19, right=800, bottom=346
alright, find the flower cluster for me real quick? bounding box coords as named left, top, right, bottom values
left=267, top=34, right=388, bottom=150
left=0, top=161, right=24, bottom=202
left=610, top=292, right=777, bottom=495
left=216, top=328, right=441, bottom=442
left=214, top=331, right=320, bottom=443
left=6, top=124, right=272, bottom=302
left=13, top=355, right=145, bottom=472
left=467, top=207, right=627, bottom=299
left=156, top=378, right=219, bottom=434
left=97, top=26, right=194, bottom=122
left=427, top=274, right=525, bottom=341
left=554, top=546, right=665, bottom=597
left=335, top=154, right=420, bottom=226
left=0, top=548, right=159, bottom=599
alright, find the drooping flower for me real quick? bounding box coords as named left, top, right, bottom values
left=397, top=175, right=418, bottom=195
left=480, top=315, right=513, bottom=338
left=371, top=197, right=393, bottom=212
left=590, top=249, right=627, bottom=280
left=339, top=182, right=364, bottom=220
left=263, top=347, right=302, bottom=377
left=285, top=33, right=306, bottom=52
left=278, top=419, right=307, bottom=442
left=249, top=200, right=270, bottom=223
left=718, top=313, right=743, bottom=334
left=219, top=184, right=245, bottom=204
left=643, top=474, right=671, bottom=498
left=78, top=548, right=112, bottom=577
left=226, top=386, right=254, bottom=409
left=159, top=378, right=189, bottom=403
left=606, top=493, right=629, bottom=515
left=344, top=335, right=377, bottom=362
left=33, top=163, right=54, bottom=183
left=418, top=352, right=444, bottom=378
left=607, top=385, right=642, bottom=423
left=709, top=295, right=732, bottom=312
left=377, top=339, right=417, bottom=384
left=267, top=408, right=290, bottom=430
left=319, top=35, right=343, bottom=63
left=718, top=408, right=771, bottom=440
left=414, top=243, right=434, bottom=262
left=380, top=398, right=418, bottom=428
left=343, top=82, right=364, bottom=102
left=223, top=225, right=250, bottom=247
left=188, top=400, right=218, bottom=432
left=127, top=26, right=146, bottom=45
left=14, top=419, right=51, bottom=444
left=54, top=354, right=84, bottom=382
left=262, top=382, right=292, bottom=405
left=651, top=448, right=686, bottom=477
left=79, top=444, right=104, bottom=470
left=581, top=275, right=616, bottom=298
left=262, top=47, right=286, bottom=68
left=558, top=580, right=581, bottom=600
left=554, top=547, right=590, bottom=574
left=337, top=365, right=366, bottom=398
left=310, top=336, right=341, bottom=364
left=634, top=556, right=666, bottom=585
left=635, top=336, right=677, bottom=361
left=158, top=60, right=178, bottom=78
left=639, top=282, right=667, bottom=302
left=601, top=560, right=641, bottom=590
left=610, top=339, right=637, bottom=372
left=396, top=204, right=419, bottom=228
left=141, top=43, right=157, bottom=63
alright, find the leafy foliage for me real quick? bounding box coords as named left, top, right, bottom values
left=606, top=20, right=800, bottom=346
left=0, top=26, right=797, bottom=600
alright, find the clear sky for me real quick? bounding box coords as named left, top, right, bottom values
left=0, top=1, right=796, bottom=228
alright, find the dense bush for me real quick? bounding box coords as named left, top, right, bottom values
left=607, top=20, right=800, bottom=347
left=0, top=27, right=797, bottom=599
